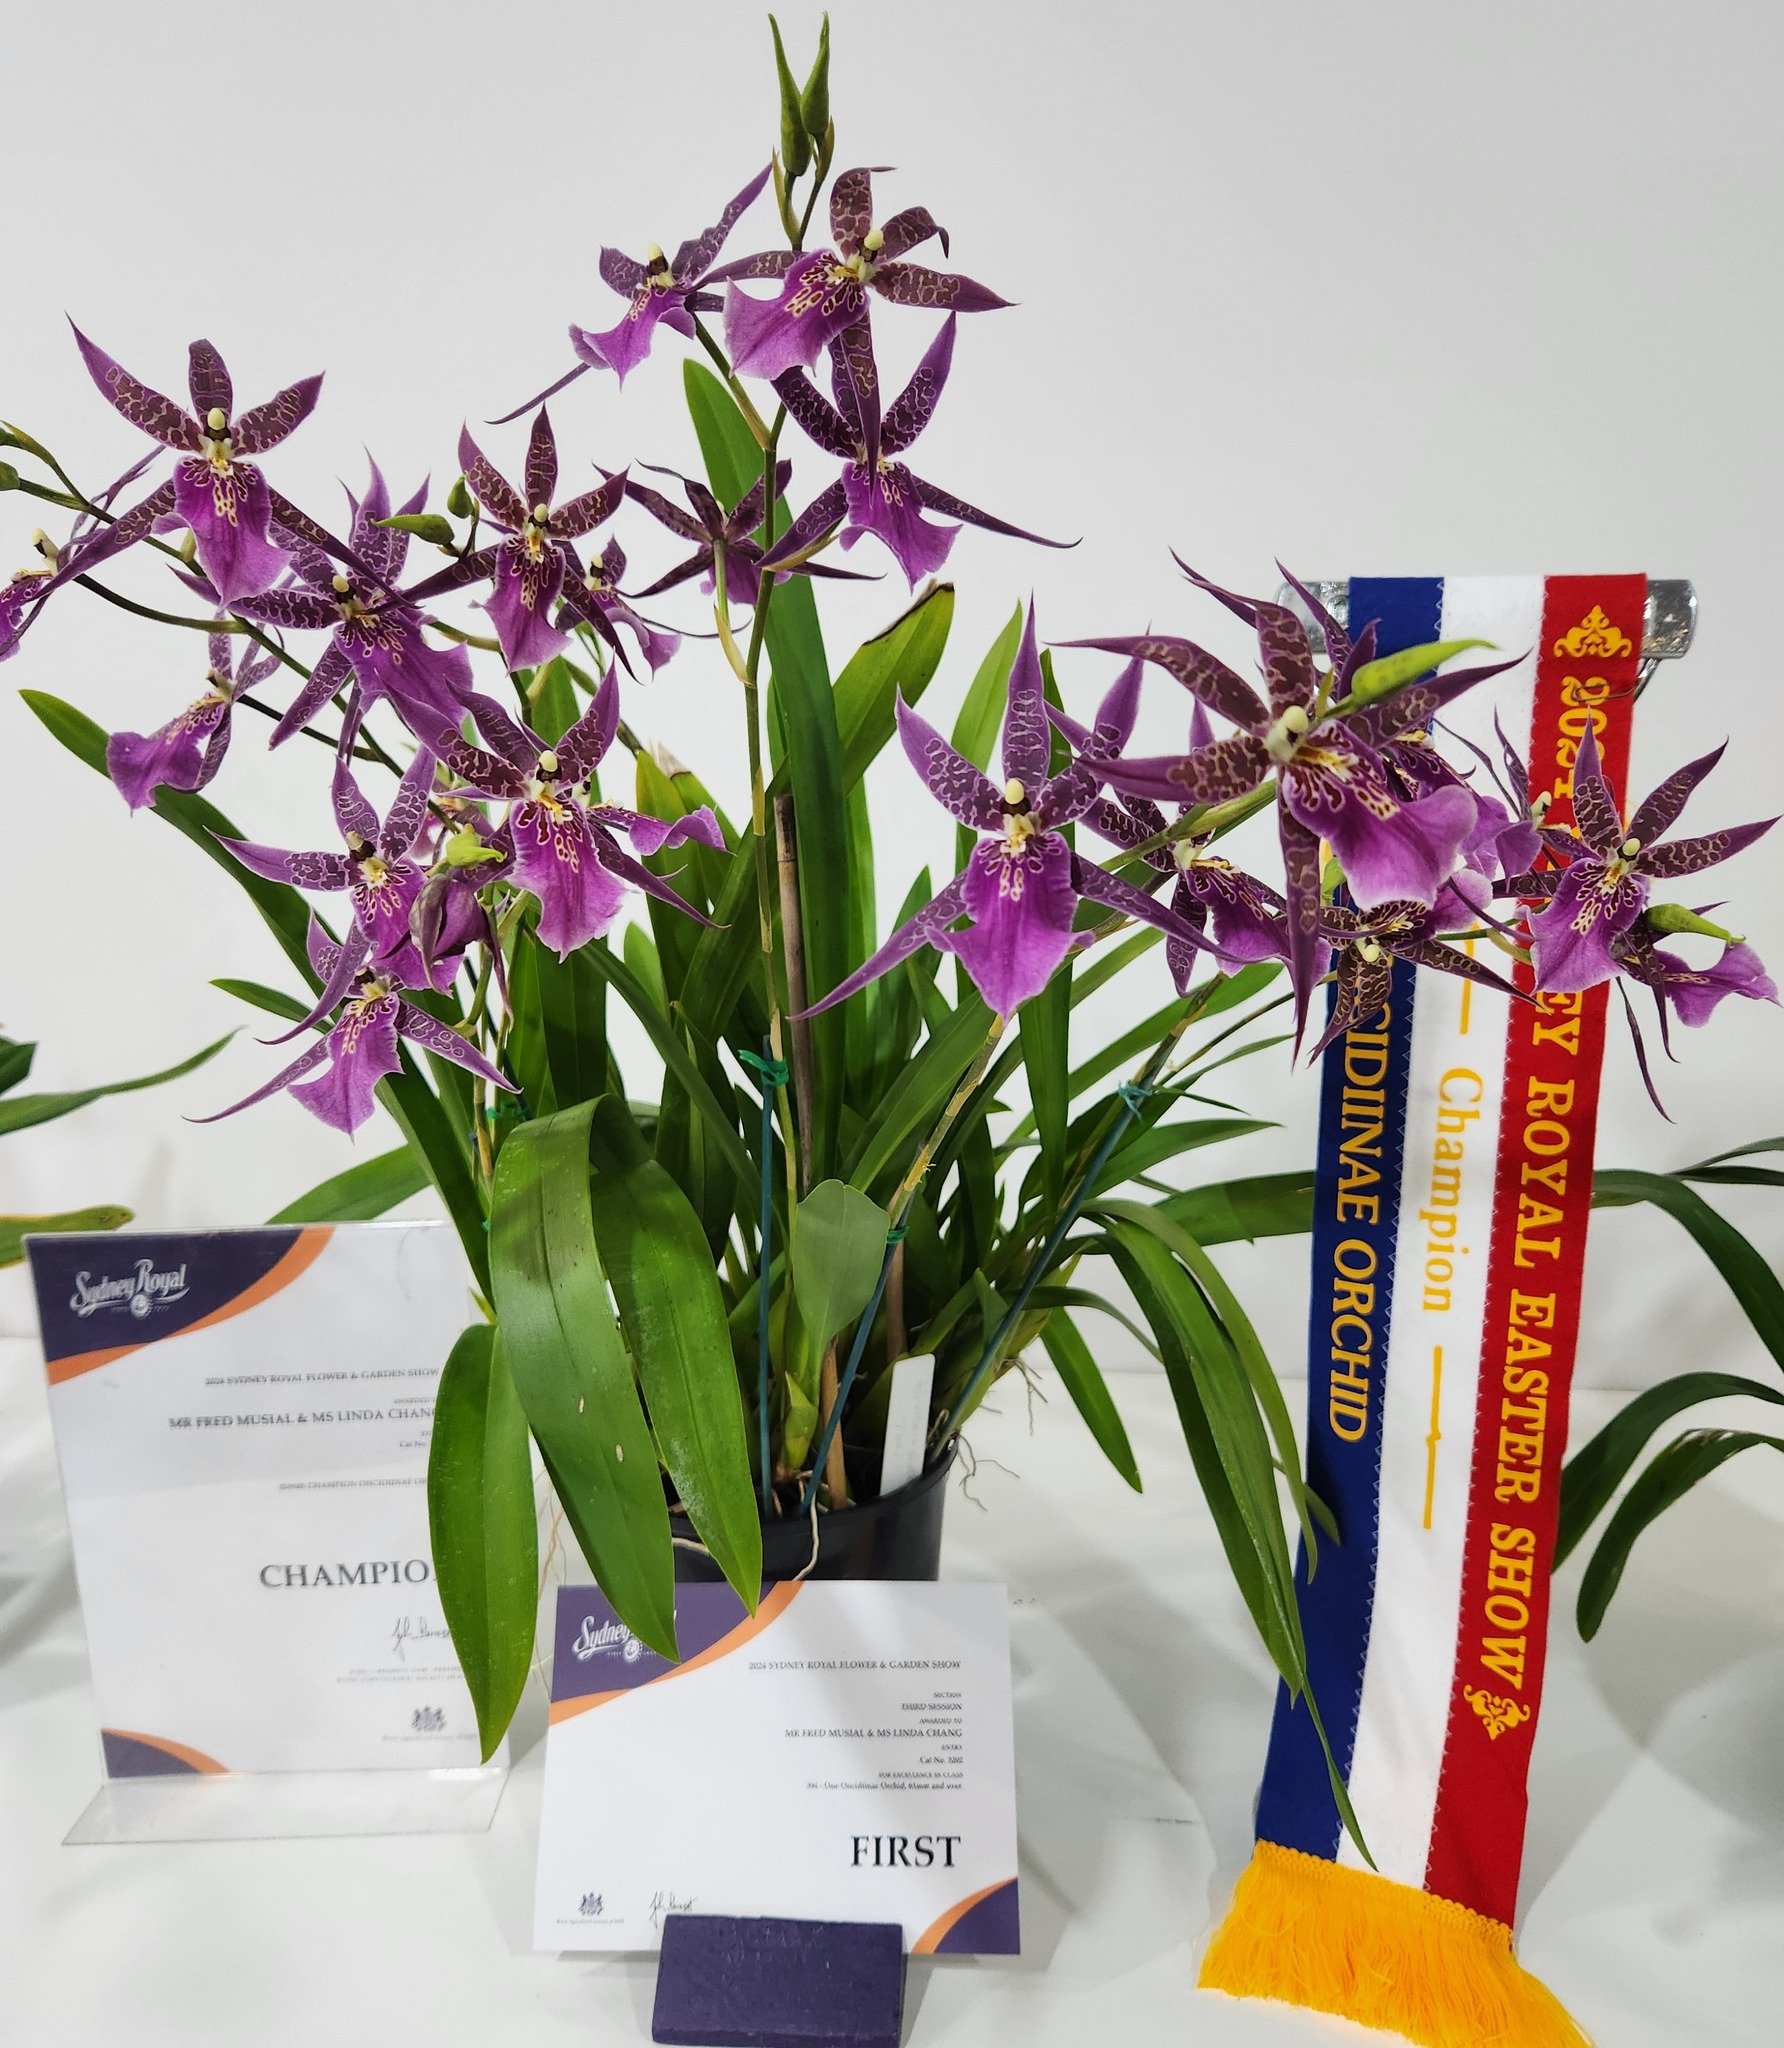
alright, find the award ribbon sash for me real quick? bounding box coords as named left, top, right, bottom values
left=1201, top=575, right=1645, bottom=2048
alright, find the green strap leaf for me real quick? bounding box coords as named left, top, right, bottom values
left=847, top=993, right=995, bottom=1196
left=2, top=1205, right=132, bottom=1268
left=1576, top=1429, right=1784, bottom=1639
left=427, top=1324, right=539, bottom=1758
left=833, top=584, right=954, bottom=783
left=1159, top=1171, right=1315, bottom=1246
left=269, top=1147, right=430, bottom=1225
left=792, top=1178, right=893, bottom=1351
left=584, top=1098, right=762, bottom=1605
left=1020, top=965, right=1071, bottom=1207
left=574, top=939, right=753, bottom=1193
left=0, top=1032, right=233, bottom=1136
left=1592, top=1169, right=1784, bottom=1372
left=489, top=1103, right=677, bottom=1658
left=1039, top=1313, right=1141, bottom=1491
left=0, top=1037, right=37, bottom=1095
left=1558, top=1371, right=1784, bottom=1565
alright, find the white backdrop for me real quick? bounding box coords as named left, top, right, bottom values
left=4, top=0, right=1780, bottom=1394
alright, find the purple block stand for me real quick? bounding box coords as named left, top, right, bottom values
left=652, top=1913, right=906, bottom=2048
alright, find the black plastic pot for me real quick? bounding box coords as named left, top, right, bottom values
left=670, top=1447, right=956, bottom=1584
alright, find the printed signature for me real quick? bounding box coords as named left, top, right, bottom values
left=649, top=1889, right=697, bottom=1928
left=391, top=1614, right=453, bottom=1662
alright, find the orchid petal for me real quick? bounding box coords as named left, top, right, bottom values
left=231, top=373, right=323, bottom=455
left=394, top=1002, right=517, bottom=1093
left=1567, top=720, right=1623, bottom=856
left=953, top=834, right=1080, bottom=1016
left=800, top=871, right=971, bottom=1017
left=870, top=262, right=1010, bottom=314
left=772, top=369, right=855, bottom=458
left=271, top=638, right=354, bottom=747
left=524, top=409, right=558, bottom=510
left=1063, top=633, right=1268, bottom=732
left=186, top=340, right=233, bottom=425
left=895, top=694, right=1002, bottom=830
left=1641, top=817, right=1778, bottom=879
left=70, top=325, right=199, bottom=448
left=455, top=428, right=527, bottom=531
left=380, top=745, right=438, bottom=858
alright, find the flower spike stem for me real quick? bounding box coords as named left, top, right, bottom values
left=800, top=1015, right=1006, bottom=1514
left=740, top=1042, right=790, bottom=1511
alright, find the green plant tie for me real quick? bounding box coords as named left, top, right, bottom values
left=798, top=1215, right=911, bottom=1516
left=740, top=1043, right=788, bottom=1509
left=949, top=1074, right=1160, bottom=1432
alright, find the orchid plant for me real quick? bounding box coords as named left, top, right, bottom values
left=5, top=19, right=1775, bottom=1762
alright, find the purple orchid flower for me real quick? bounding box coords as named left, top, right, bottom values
left=624, top=462, right=868, bottom=609
left=220, top=744, right=471, bottom=997
left=197, top=920, right=514, bottom=1137
left=711, top=168, right=1008, bottom=381
left=499, top=166, right=772, bottom=407
left=800, top=610, right=1209, bottom=1020
left=437, top=675, right=723, bottom=958
left=759, top=316, right=1070, bottom=588
left=1, top=562, right=53, bottom=662
left=1312, top=898, right=1526, bottom=1062
left=1616, top=918, right=1777, bottom=1031
left=69, top=329, right=322, bottom=604
left=406, top=411, right=627, bottom=673
left=555, top=538, right=680, bottom=675
left=1058, top=687, right=1296, bottom=990
left=1518, top=724, right=1776, bottom=993
left=228, top=463, right=473, bottom=746
left=105, top=625, right=280, bottom=811
left=1070, top=569, right=1506, bottom=1041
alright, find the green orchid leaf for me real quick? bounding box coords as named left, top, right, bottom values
left=1558, top=1371, right=1784, bottom=1565
left=489, top=1102, right=677, bottom=1659
left=793, top=1178, right=892, bottom=1352
left=427, top=1324, right=539, bottom=1759
left=2, top=1204, right=132, bottom=1268
left=1576, top=1430, right=1784, bottom=1639
left=269, top=1147, right=430, bottom=1225
left=1020, top=963, right=1072, bottom=1207
left=584, top=1097, right=762, bottom=1605
left=0, top=1031, right=233, bottom=1137
left=1592, top=1169, right=1784, bottom=1373
left=1039, top=1312, right=1141, bottom=1491
left=0, top=1037, right=36, bottom=1094
left=1160, top=1171, right=1315, bottom=1246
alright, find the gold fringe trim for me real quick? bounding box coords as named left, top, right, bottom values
left=1199, top=1841, right=1591, bottom=2048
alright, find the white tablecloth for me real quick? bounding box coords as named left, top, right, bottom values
left=2, top=1335, right=1779, bottom=2046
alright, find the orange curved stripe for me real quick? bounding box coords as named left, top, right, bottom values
left=47, top=1229, right=334, bottom=1384
left=912, top=1878, right=1012, bottom=1956
left=104, top=1728, right=229, bottom=1776
left=549, top=1580, right=801, bottom=1724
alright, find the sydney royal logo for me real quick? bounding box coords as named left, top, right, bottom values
left=572, top=1613, right=643, bottom=1665
left=69, top=1259, right=190, bottom=1322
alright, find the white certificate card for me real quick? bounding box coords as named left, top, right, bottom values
left=27, top=1222, right=485, bottom=1777
left=535, top=1580, right=1019, bottom=1953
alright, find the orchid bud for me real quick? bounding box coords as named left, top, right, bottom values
left=769, top=17, right=811, bottom=178
left=376, top=512, right=456, bottom=548
left=446, top=476, right=473, bottom=520
left=442, top=824, right=502, bottom=870
left=1647, top=902, right=1742, bottom=944
left=0, top=462, right=17, bottom=492
left=799, top=13, right=831, bottom=149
